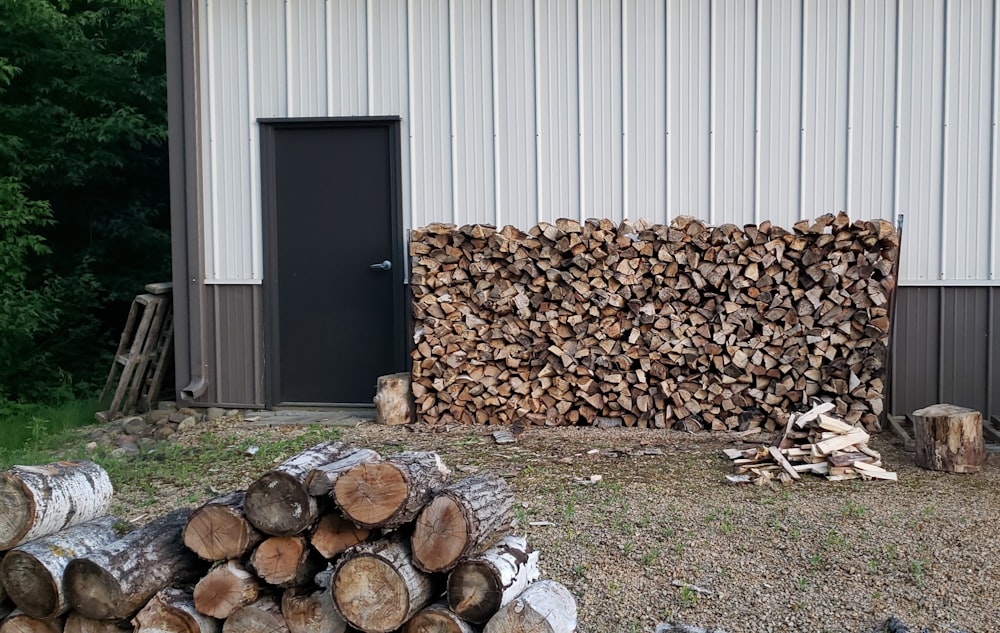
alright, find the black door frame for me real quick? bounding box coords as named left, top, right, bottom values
left=258, top=116, right=406, bottom=406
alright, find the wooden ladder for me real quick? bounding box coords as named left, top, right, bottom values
left=99, top=283, right=174, bottom=420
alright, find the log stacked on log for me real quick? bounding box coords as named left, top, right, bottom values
left=723, top=401, right=898, bottom=484
left=409, top=214, right=899, bottom=432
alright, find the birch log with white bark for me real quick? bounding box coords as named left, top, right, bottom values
left=280, top=587, right=346, bottom=633
left=63, top=614, right=129, bottom=633
left=304, top=449, right=381, bottom=497
left=192, top=561, right=259, bottom=619
left=447, top=535, right=540, bottom=624
left=183, top=492, right=262, bottom=561
left=132, top=588, right=221, bottom=633
left=245, top=442, right=355, bottom=537
left=0, top=461, right=113, bottom=550
left=0, top=609, right=63, bottom=633
left=65, top=509, right=207, bottom=620
left=0, top=516, right=127, bottom=619
left=483, top=581, right=577, bottom=633
left=334, top=452, right=451, bottom=530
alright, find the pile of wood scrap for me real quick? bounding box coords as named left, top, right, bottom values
left=723, top=402, right=898, bottom=484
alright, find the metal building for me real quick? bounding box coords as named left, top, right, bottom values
left=166, top=0, right=1000, bottom=417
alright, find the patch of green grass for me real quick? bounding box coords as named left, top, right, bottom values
left=841, top=500, right=868, bottom=519
left=825, top=528, right=847, bottom=550
left=908, top=559, right=926, bottom=587
left=677, top=585, right=698, bottom=608
left=0, top=398, right=100, bottom=463
left=641, top=546, right=661, bottom=566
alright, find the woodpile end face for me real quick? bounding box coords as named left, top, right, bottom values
left=409, top=213, right=899, bottom=432
left=0, top=446, right=574, bottom=633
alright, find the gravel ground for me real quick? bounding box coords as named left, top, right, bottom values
left=113, top=417, right=999, bottom=633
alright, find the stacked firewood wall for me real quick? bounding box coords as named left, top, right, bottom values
left=410, top=213, right=899, bottom=432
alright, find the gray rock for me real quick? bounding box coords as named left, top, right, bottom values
left=122, top=416, right=150, bottom=436
left=594, top=416, right=624, bottom=429
left=168, top=411, right=187, bottom=424
left=147, top=409, right=172, bottom=422
left=153, top=427, right=176, bottom=441
left=156, top=401, right=177, bottom=411
left=177, top=416, right=197, bottom=432
left=138, top=437, right=160, bottom=452
left=225, top=409, right=240, bottom=417
left=655, top=624, right=729, bottom=633
left=178, top=407, right=199, bottom=417
left=85, top=441, right=98, bottom=452
left=206, top=407, right=225, bottom=421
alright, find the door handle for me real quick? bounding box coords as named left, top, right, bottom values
left=370, top=260, right=392, bottom=271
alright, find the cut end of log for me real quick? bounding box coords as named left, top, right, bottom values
left=310, top=514, right=370, bottom=559
left=332, top=555, right=409, bottom=633
left=0, top=475, right=33, bottom=549
left=1, top=550, right=59, bottom=619
left=411, top=495, right=469, bottom=573
left=333, top=463, right=407, bottom=528
left=0, top=611, right=63, bottom=633
left=446, top=562, right=501, bottom=623
left=249, top=536, right=311, bottom=587
left=65, top=559, right=124, bottom=620
left=244, top=473, right=316, bottom=537
left=193, top=561, right=259, bottom=619
left=184, top=505, right=256, bottom=561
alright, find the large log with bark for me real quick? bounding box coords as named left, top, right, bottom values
left=65, top=509, right=207, bottom=620
left=132, top=588, right=221, bottom=633
left=304, top=449, right=382, bottom=497
left=183, top=492, right=263, bottom=561
left=482, top=580, right=577, bottom=633
left=911, top=404, right=986, bottom=473
left=334, top=452, right=451, bottom=529
left=245, top=441, right=356, bottom=537
left=192, top=561, right=259, bottom=619
left=62, top=615, right=129, bottom=633
left=309, top=514, right=370, bottom=559
left=0, top=609, right=63, bottom=633
left=0, top=516, right=127, bottom=619
left=331, top=535, right=438, bottom=633
left=402, top=601, right=475, bottom=633
left=409, top=215, right=899, bottom=432
left=0, top=461, right=114, bottom=550
left=411, top=473, right=514, bottom=572
left=280, top=587, right=346, bottom=633
left=447, top=535, right=540, bottom=624
left=248, top=537, right=324, bottom=588
left=220, top=596, right=287, bottom=633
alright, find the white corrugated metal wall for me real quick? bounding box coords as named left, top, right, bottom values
left=198, top=0, right=1000, bottom=286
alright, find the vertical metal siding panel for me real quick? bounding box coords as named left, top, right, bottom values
left=327, top=0, right=368, bottom=115
left=253, top=0, right=288, bottom=118
left=453, top=1, right=496, bottom=225
left=199, top=286, right=264, bottom=407
left=369, top=0, right=411, bottom=230
left=625, top=0, right=667, bottom=224
left=495, top=0, right=537, bottom=229
left=896, top=0, right=945, bottom=283
left=848, top=0, right=896, bottom=221
left=891, top=287, right=941, bottom=414
left=287, top=0, right=328, bottom=117
left=757, top=0, right=803, bottom=227
left=943, top=0, right=994, bottom=281
left=666, top=0, right=710, bottom=219
left=991, top=288, right=999, bottom=419
left=536, top=0, right=580, bottom=220
left=410, top=1, right=453, bottom=227
left=579, top=0, right=623, bottom=221
left=799, top=0, right=848, bottom=219
left=200, top=0, right=215, bottom=279
left=711, top=0, right=756, bottom=225
left=940, top=288, right=990, bottom=412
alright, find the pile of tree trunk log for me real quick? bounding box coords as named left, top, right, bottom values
left=723, top=401, right=898, bottom=485
left=409, top=214, right=899, bottom=432
left=0, top=443, right=576, bottom=633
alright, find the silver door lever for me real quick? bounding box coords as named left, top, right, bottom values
left=370, top=260, right=392, bottom=271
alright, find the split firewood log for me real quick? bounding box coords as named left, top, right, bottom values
left=0, top=461, right=113, bottom=550
left=280, top=586, right=346, bottom=633
left=402, top=601, right=475, bottom=633
left=373, top=373, right=413, bottom=425
left=248, top=536, right=324, bottom=588
left=309, top=513, right=370, bottom=559
left=65, top=509, right=207, bottom=620
left=63, top=614, right=129, bottom=633
left=0, top=515, right=127, bottom=619
left=411, top=473, right=514, bottom=572
left=192, top=561, right=259, bottom=619
left=483, top=580, right=577, bottom=633
left=245, top=441, right=357, bottom=536
left=331, top=535, right=438, bottom=633
left=220, top=595, right=287, bottom=633
left=304, top=449, right=381, bottom=497
left=0, top=609, right=63, bottom=633
left=334, top=452, right=451, bottom=529
left=447, top=535, right=540, bottom=624
left=183, top=492, right=263, bottom=561
left=132, top=588, right=221, bottom=633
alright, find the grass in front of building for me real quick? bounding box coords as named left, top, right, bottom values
left=0, top=398, right=101, bottom=466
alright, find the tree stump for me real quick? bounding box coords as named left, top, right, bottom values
left=132, top=588, right=221, bottom=633
left=1, top=515, right=127, bottom=619
left=0, top=461, right=114, bottom=550
left=911, top=404, right=986, bottom=473
left=373, top=373, right=413, bottom=425
left=483, top=580, right=577, bottom=633
left=183, top=492, right=263, bottom=561
left=447, top=535, right=540, bottom=624
left=334, top=452, right=451, bottom=529
left=193, top=561, right=259, bottom=619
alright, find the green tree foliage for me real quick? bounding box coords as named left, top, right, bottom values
left=0, top=0, right=168, bottom=402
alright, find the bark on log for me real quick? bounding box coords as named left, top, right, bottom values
left=220, top=595, right=287, bottom=633
left=0, top=604, right=12, bottom=622
left=402, top=601, right=475, bottom=633
left=0, top=610, right=63, bottom=633
left=281, top=587, right=346, bottom=633
left=447, top=535, right=540, bottom=624
left=331, top=535, right=438, bottom=633
left=304, top=450, right=382, bottom=497
left=374, top=373, right=413, bottom=425
left=193, top=561, right=259, bottom=619
left=412, top=473, right=514, bottom=573
left=183, top=492, right=263, bottom=561
left=334, top=452, right=451, bottom=529
left=912, top=404, right=986, bottom=473
left=0, top=515, right=127, bottom=619
left=63, top=614, right=129, bottom=633
left=0, top=461, right=113, bottom=550
left=0, top=554, right=7, bottom=603
left=248, top=536, right=324, bottom=588
left=65, top=508, right=207, bottom=620
left=132, top=588, right=221, bottom=633
left=309, top=514, right=370, bottom=559
left=483, top=580, right=577, bottom=633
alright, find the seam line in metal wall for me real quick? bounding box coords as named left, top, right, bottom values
left=891, top=0, right=902, bottom=220
left=324, top=0, right=333, bottom=114
left=406, top=0, right=416, bottom=229
left=577, top=0, right=584, bottom=222
left=752, top=0, right=761, bottom=224
left=366, top=0, right=374, bottom=115
left=621, top=0, right=628, bottom=220
left=989, top=0, right=999, bottom=279
left=798, top=0, right=807, bottom=220
left=205, top=0, right=219, bottom=281
left=708, top=0, right=715, bottom=225
left=247, top=0, right=260, bottom=280
left=939, top=0, right=950, bottom=280
left=284, top=0, right=292, bottom=115
left=532, top=0, right=541, bottom=220
left=938, top=286, right=945, bottom=403
left=845, top=0, right=855, bottom=213
left=664, top=1, right=671, bottom=221
left=490, top=0, right=500, bottom=227
left=448, top=0, right=458, bottom=225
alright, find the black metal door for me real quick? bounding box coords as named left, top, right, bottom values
left=261, top=118, right=404, bottom=405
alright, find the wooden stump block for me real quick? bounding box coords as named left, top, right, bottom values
left=374, top=373, right=413, bottom=425
left=911, top=404, right=986, bottom=473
